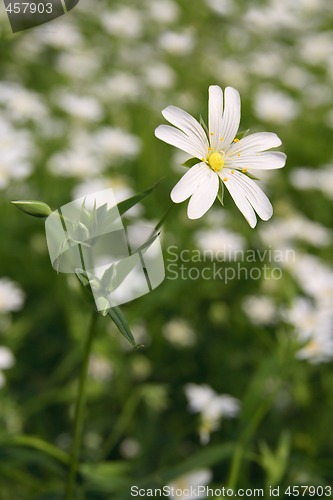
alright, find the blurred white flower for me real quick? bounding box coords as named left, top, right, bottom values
left=163, top=318, right=196, bottom=347
left=56, top=92, right=103, bottom=122
left=290, top=165, right=333, bottom=200
left=242, top=295, right=277, bottom=326
left=300, top=32, right=333, bottom=65
left=206, top=0, right=233, bottom=16
left=0, top=347, right=15, bottom=370
left=284, top=297, right=332, bottom=341
left=33, top=22, right=83, bottom=49
left=144, top=63, right=176, bottom=90
left=159, top=31, right=196, bottom=56
left=0, top=83, right=47, bottom=123
left=260, top=214, right=331, bottom=248
left=147, top=0, right=179, bottom=23
left=195, top=227, right=245, bottom=257
left=0, top=118, right=33, bottom=189
left=93, top=127, right=141, bottom=161
left=0, top=278, right=25, bottom=313
left=119, top=438, right=140, bottom=459
left=48, top=147, right=102, bottom=178
left=185, top=383, right=240, bottom=444
left=88, top=354, right=113, bottom=381
left=296, top=331, right=333, bottom=364
left=56, top=49, right=100, bottom=80
left=103, top=73, right=142, bottom=103
left=168, top=469, right=212, bottom=499
left=254, top=89, right=299, bottom=123
left=155, top=85, right=286, bottom=225
left=101, top=7, right=143, bottom=39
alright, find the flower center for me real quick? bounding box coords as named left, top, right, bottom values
left=208, top=152, right=224, bottom=172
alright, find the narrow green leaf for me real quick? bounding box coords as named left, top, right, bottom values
left=0, top=435, right=69, bottom=466
left=108, top=306, right=138, bottom=348
left=217, top=178, right=225, bottom=206
left=236, top=128, right=250, bottom=140
left=11, top=200, right=52, bottom=218
left=181, top=157, right=200, bottom=169
left=117, top=181, right=161, bottom=216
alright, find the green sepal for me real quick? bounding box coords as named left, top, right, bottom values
left=108, top=306, right=138, bottom=349
left=241, top=170, right=261, bottom=181
left=235, top=128, right=250, bottom=140
left=11, top=200, right=52, bottom=218
left=217, top=178, right=225, bottom=206
left=181, top=158, right=200, bottom=169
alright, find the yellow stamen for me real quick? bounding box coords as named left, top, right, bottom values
left=202, top=157, right=206, bottom=162
left=223, top=177, right=228, bottom=182
left=220, top=137, right=224, bottom=141
left=237, top=153, right=241, bottom=157
left=233, top=138, right=240, bottom=142
left=208, top=152, right=224, bottom=172
left=231, top=170, right=235, bottom=174
left=242, top=168, right=248, bottom=173
left=210, top=131, right=214, bottom=136
left=208, top=147, right=212, bottom=151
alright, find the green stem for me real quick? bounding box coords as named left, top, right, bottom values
left=227, top=399, right=271, bottom=490
left=65, top=313, right=98, bottom=500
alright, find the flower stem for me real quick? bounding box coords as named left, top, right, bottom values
left=65, top=312, right=98, bottom=500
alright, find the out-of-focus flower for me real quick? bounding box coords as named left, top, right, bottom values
left=284, top=297, right=332, bottom=341
left=0, top=83, right=47, bottom=123
left=147, top=0, right=179, bottom=24
left=163, top=318, right=196, bottom=347
left=93, top=127, right=141, bottom=161
left=168, top=469, right=212, bottom=499
left=144, top=63, right=176, bottom=90
left=185, top=383, right=240, bottom=444
left=296, top=331, right=333, bottom=364
left=242, top=295, right=277, bottom=326
left=101, top=7, right=143, bottom=39
left=206, top=0, right=233, bottom=16
left=195, top=227, right=245, bottom=257
left=290, top=165, right=333, bottom=200
left=155, top=85, right=286, bottom=225
left=119, top=438, right=140, bottom=459
left=0, top=346, right=15, bottom=389
left=0, top=278, right=25, bottom=313
left=159, top=31, right=195, bottom=56
left=56, top=92, right=103, bottom=122
left=0, top=347, right=15, bottom=370
left=0, top=118, right=33, bottom=189
left=254, top=89, right=299, bottom=124
left=88, top=354, right=113, bottom=381
left=103, top=73, right=142, bottom=103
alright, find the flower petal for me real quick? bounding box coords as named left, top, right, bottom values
left=171, top=162, right=210, bottom=203
left=227, top=132, right=282, bottom=155
left=187, top=168, right=219, bottom=219
left=208, top=85, right=223, bottom=150
left=226, top=152, right=287, bottom=170
left=219, top=87, right=241, bottom=149
left=220, top=172, right=257, bottom=228
left=231, top=171, right=273, bottom=220
left=162, top=105, right=209, bottom=150
left=155, top=125, right=207, bottom=159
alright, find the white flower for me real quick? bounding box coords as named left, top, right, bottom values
left=254, top=89, right=298, bottom=124
left=155, top=85, right=286, bottom=226
left=0, top=347, right=15, bottom=370
left=242, top=295, right=277, bottom=326
left=163, top=318, right=196, bottom=347
left=168, top=469, right=212, bottom=499
left=0, top=278, right=25, bottom=313
left=185, top=383, right=240, bottom=444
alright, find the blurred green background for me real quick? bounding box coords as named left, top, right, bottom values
left=1, top=0, right=333, bottom=498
